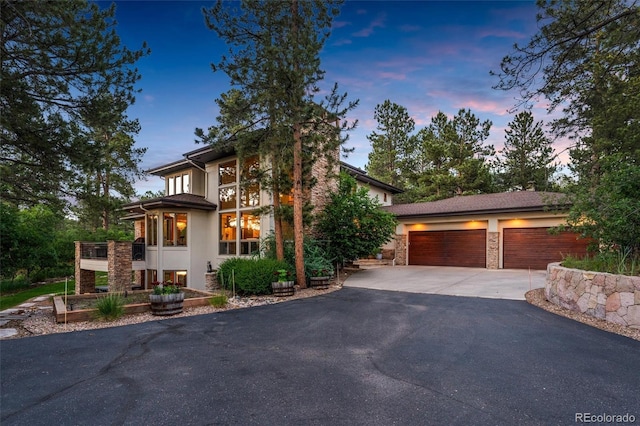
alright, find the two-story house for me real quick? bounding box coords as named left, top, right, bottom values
left=74, top=143, right=401, bottom=293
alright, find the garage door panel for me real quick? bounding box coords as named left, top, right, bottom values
left=409, top=230, right=486, bottom=267
left=503, top=228, right=591, bottom=270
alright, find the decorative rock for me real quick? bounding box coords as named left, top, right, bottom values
left=0, top=329, right=18, bottom=339
left=606, top=312, right=627, bottom=326
left=547, top=264, right=640, bottom=331
left=620, top=292, right=635, bottom=308
left=606, top=293, right=621, bottom=312
left=626, top=306, right=640, bottom=328
left=618, top=277, right=635, bottom=293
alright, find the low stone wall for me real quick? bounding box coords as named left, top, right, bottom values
left=545, top=263, right=640, bottom=329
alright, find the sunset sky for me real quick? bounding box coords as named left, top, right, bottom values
left=105, top=1, right=555, bottom=193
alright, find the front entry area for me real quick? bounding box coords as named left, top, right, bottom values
left=408, top=230, right=486, bottom=267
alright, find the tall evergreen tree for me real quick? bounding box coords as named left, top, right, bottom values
left=494, top=111, right=558, bottom=191
left=493, top=0, right=640, bottom=254
left=365, top=100, right=415, bottom=189
left=1, top=0, right=149, bottom=209
left=200, top=0, right=357, bottom=287
left=409, top=109, right=494, bottom=201
left=73, top=93, right=147, bottom=231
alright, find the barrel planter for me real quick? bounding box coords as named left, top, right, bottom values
left=309, top=276, right=330, bottom=290
left=272, top=281, right=295, bottom=297
left=149, top=292, right=185, bottom=316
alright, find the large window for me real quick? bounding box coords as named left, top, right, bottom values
left=147, top=214, right=158, bottom=246
left=167, top=172, right=191, bottom=195
left=163, top=213, right=187, bottom=246
left=218, top=156, right=260, bottom=255
left=163, top=270, right=187, bottom=286
left=148, top=269, right=158, bottom=286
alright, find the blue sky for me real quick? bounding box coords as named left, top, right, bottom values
left=106, top=1, right=554, bottom=194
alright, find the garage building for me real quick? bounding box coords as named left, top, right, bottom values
left=384, top=192, right=591, bottom=270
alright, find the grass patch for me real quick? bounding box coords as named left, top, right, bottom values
left=0, top=280, right=76, bottom=311
left=562, top=250, right=640, bottom=276
left=93, top=293, right=125, bottom=321
left=209, top=294, right=228, bottom=308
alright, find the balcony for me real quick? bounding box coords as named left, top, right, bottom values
left=79, top=241, right=145, bottom=261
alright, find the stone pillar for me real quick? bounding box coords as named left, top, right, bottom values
left=487, top=231, right=500, bottom=269
left=205, top=271, right=219, bottom=291
left=394, top=234, right=407, bottom=266
left=75, top=241, right=96, bottom=294
left=108, top=240, right=132, bottom=292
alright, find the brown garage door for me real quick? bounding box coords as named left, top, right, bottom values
left=408, top=230, right=486, bottom=267
left=503, top=228, right=591, bottom=270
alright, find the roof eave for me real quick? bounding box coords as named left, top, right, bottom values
left=391, top=205, right=569, bottom=219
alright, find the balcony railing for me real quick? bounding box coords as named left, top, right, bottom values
left=79, top=242, right=146, bottom=261
left=132, top=242, right=145, bottom=261
left=81, top=242, right=108, bottom=259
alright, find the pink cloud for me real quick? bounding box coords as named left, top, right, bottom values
left=378, top=71, right=407, bottom=81
left=459, top=99, right=510, bottom=116
left=353, top=12, right=386, bottom=37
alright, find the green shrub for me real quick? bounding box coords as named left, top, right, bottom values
left=218, top=257, right=291, bottom=295
left=562, top=250, right=640, bottom=276
left=304, top=242, right=334, bottom=278
left=0, top=276, right=31, bottom=294
left=209, top=294, right=228, bottom=308
left=152, top=284, right=181, bottom=295
left=94, top=293, right=125, bottom=321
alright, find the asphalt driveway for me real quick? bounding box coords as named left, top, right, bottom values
left=2, top=287, right=638, bottom=425
left=345, top=266, right=546, bottom=300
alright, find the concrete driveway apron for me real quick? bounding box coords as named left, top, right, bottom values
left=344, top=265, right=546, bottom=300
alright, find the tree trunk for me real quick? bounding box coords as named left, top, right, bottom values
left=292, top=122, right=306, bottom=288
left=290, top=0, right=305, bottom=288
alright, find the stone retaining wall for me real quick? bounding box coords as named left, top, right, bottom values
left=545, top=263, right=640, bottom=329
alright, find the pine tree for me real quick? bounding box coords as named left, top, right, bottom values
left=493, top=0, right=640, bottom=254
left=365, top=100, right=415, bottom=189
left=200, top=0, right=357, bottom=287
left=494, top=111, right=558, bottom=191
left=1, top=0, right=149, bottom=209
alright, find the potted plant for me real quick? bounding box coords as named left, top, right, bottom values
left=271, top=269, right=295, bottom=297
left=149, top=282, right=185, bottom=315
left=309, top=266, right=333, bottom=290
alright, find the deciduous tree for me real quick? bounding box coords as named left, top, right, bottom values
left=315, top=173, right=397, bottom=264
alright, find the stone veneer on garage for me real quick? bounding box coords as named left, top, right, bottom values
left=545, top=263, right=640, bottom=329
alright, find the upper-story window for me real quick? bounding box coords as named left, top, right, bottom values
left=167, top=172, right=190, bottom=195
left=219, top=156, right=260, bottom=255
left=163, top=213, right=188, bottom=246
left=147, top=214, right=158, bottom=246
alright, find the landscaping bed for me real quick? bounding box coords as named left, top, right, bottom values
left=53, top=289, right=214, bottom=323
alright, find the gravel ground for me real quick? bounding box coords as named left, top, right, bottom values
left=3, top=278, right=639, bottom=342
left=2, top=284, right=342, bottom=340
